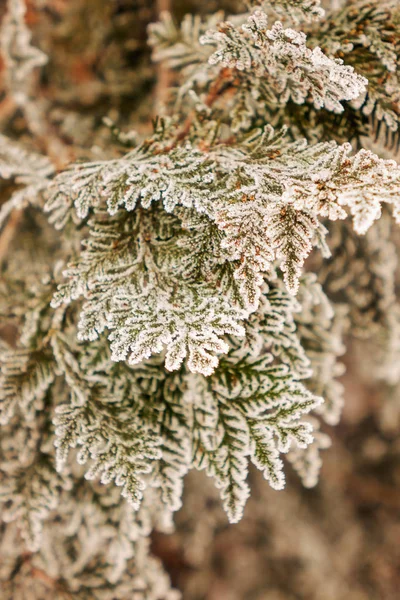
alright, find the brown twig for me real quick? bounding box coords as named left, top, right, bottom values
left=154, top=0, right=172, bottom=114
left=0, top=95, right=16, bottom=128
left=154, top=68, right=236, bottom=155
left=0, top=0, right=74, bottom=266
left=14, top=552, right=59, bottom=590
left=0, top=209, right=23, bottom=266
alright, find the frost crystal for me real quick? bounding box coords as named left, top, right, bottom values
left=201, top=12, right=367, bottom=113
left=1, top=0, right=400, bottom=594
left=1, top=0, right=47, bottom=104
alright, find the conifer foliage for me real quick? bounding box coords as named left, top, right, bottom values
left=0, top=0, right=400, bottom=597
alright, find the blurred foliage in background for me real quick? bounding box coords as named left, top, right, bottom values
left=0, top=1, right=399, bottom=599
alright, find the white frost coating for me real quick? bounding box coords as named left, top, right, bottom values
left=256, top=0, right=325, bottom=23
left=106, top=290, right=246, bottom=376
left=0, top=134, right=54, bottom=228
left=2, top=0, right=400, bottom=555
left=201, top=12, right=368, bottom=113
left=1, top=0, right=48, bottom=104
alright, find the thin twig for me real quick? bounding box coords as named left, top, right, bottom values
left=0, top=95, right=16, bottom=128
left=155, top=67, right=235, bottom=154
left=154, top=0, right=172, bottom=114
left=0, top=0, right=73, bottom=265
left=0, top=209, right=23, bottom=266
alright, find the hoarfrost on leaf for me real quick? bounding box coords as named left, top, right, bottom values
left=201, top=12, right=367, bottom=113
